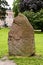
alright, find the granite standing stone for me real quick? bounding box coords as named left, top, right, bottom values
left=8, top=13, right=35, bottom=56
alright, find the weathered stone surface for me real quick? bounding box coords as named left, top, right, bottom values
left=8, top=13, right=35, bottom=56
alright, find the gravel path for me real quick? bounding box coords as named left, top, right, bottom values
left=0, top=57, right=17, bottom=65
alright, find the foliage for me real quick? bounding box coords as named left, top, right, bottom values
left=13, top=0, right=43, bottom=16
left=0, top=0, right=9, bottom=20
left=19, top=0, right=43, bottom=12
left=23, top=9, right=43, bottom=31
left=13, top=0, right=20, bottom=17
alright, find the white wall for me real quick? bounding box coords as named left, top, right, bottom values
left=0, top=20, right=4, bottom=27
left=0, top=10, right=14, bottom=27
left=5, top=10, right=14, bottom=27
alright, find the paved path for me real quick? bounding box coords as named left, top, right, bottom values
left=0, top=57, right=17, bottom=65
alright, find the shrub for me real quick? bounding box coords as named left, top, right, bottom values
left=23, top=9, right=43, bottom=31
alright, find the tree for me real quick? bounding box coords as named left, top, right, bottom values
left=23, top=9, right=43, bottom=31
left=13, top=0, right=20, bottom=17
left=0, top=0, right=9, bottom=20
left=19, top=0, right=43, bottom=31
left=19, top=0, right=43, bottom=12
left=13, top=0, right=43, bottom=16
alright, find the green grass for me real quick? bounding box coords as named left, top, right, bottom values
left=0, top=28, right=9, bottom=58
left=0, top=28, right=43, bottom=65
left=35, top=31, right=43, bottom=55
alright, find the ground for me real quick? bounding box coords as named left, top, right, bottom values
left=0, top=28, right=43, bottom=65
left=0, top=28, right=9, bottom=58
left=0, top=57, right=16, bottom=65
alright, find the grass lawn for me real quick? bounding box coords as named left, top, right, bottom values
left=0, top=28, right=9, bottom=58
left=0, top=28, right=43, bottom=65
